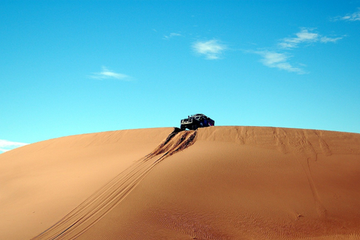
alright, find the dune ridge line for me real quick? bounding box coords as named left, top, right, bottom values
left=31, top=128, right=197, bottom=240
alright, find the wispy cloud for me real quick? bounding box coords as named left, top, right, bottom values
left=90, top=66, right=130, bottom=80
left=192, top=40, right=227, bottom=60
left=335, top=8, right=360, bottom=21
left=278, top=29, right=318, bottom=49
left=0, top=139, right=28, bottom=153
left=252, top=28, right=342, bottom=74
left=279, top=28, right=342, bottom=49
left=164, top=33, right=181, bottom=39
left=320, top=36, right=344, bottom=43
left=255, top=51, right=305, bottom=74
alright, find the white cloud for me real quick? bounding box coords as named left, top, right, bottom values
left=164, top=33, right=181, bottom=39
left=320, top=36, right=343, bottom=43
left=0, top=139, right=28, bottom=153
left=278, top=28, right=342, bottom=49
left=192, top=40, right=227, bottom=60
left=90, top=66, right=130, bottom=80
left=250, top=28, right=342, bottom=74
left=256, top=51, right=305, bottom=74
left=338, top=8, right=360, bottom=21
left=279, top=29, right=319, bottom=49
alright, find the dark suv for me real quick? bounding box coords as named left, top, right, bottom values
left=180, top=114, right=215, bottom=130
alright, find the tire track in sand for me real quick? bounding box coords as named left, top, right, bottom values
left=31, top=128, right=197, bottom=240
left=293, top=131, right=328, bottom=219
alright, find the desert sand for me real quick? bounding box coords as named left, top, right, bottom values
left=1, top=126, right=360, bottom=240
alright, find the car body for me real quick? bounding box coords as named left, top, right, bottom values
left=180, top=114, right=215, bottom=130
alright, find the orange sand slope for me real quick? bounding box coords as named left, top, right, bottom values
left=1, top=127, right=360, bottom=240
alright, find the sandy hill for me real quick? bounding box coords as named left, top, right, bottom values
left=1, top=126, right=360, bottom=240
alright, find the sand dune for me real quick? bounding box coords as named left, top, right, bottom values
left=1, top=126, right=360, bottom=239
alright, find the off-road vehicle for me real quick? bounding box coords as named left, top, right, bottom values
left=180, top=114, right=215, bottom=130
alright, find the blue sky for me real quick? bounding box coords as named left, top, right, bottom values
left=1, top=0, right=360, bottom=152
